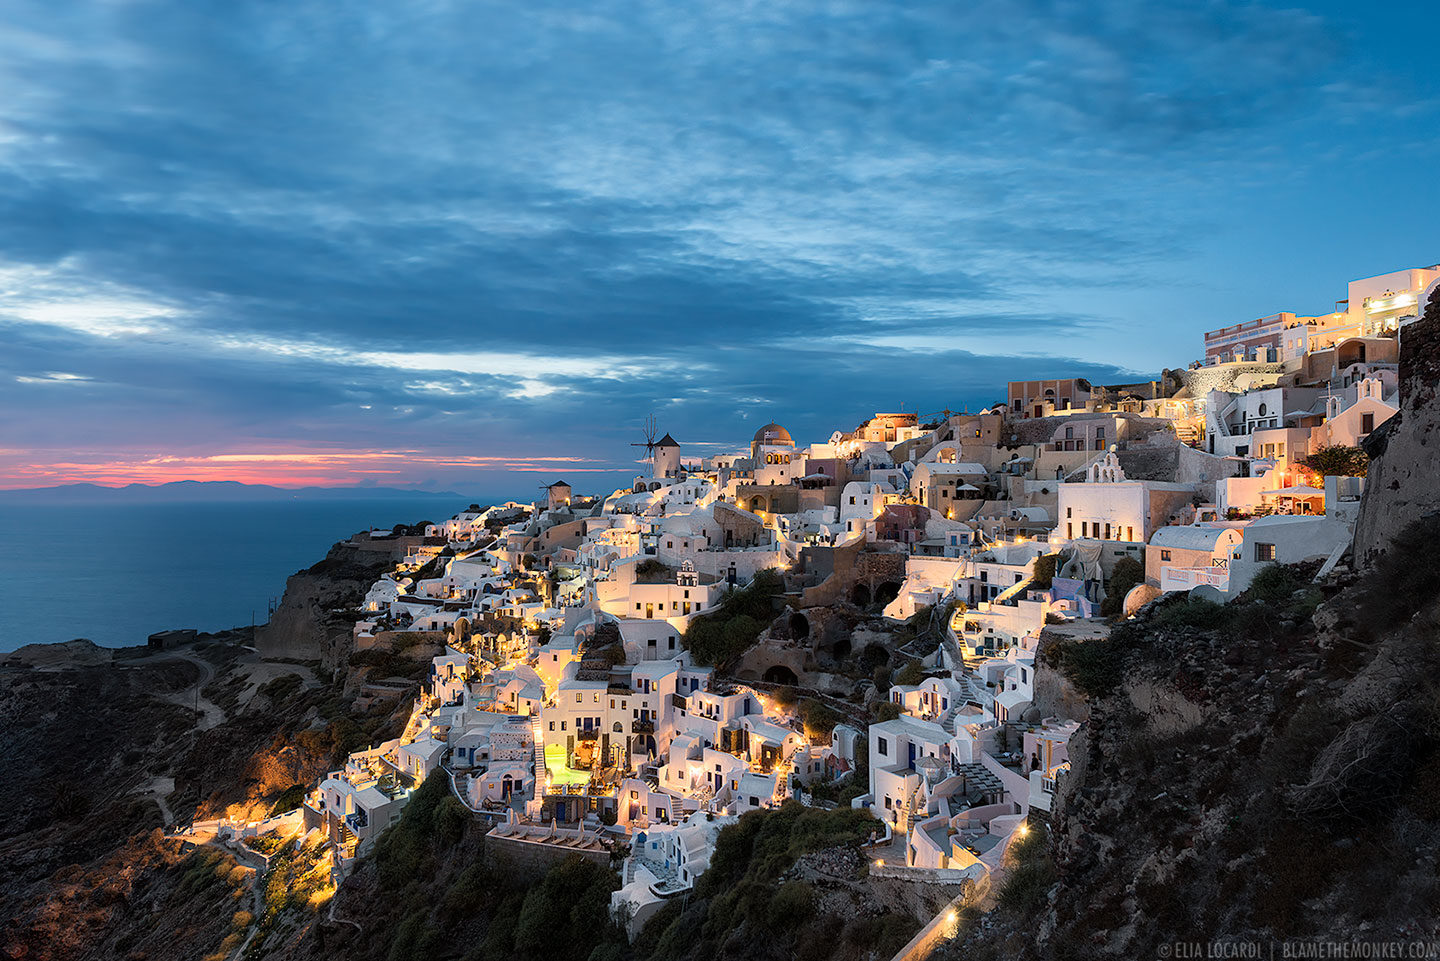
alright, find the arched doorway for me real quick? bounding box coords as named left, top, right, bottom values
left=852, top=583, right=872, bottom=606
left=874, top=581, right=902, bottom=608
left=789, top=612, right=810, bottom=639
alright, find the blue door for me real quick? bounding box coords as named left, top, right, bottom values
left=908, top=743, right=916, bottom=770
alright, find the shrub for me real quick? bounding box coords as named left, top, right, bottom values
left=1057, top=633, right=1132, bottom=698
left=683, top=569, right=786, bottom=666
left=1245, top=564, right=1307, bottom=604
left=996, top=823, right=1055, bottom=914
left=634, top=558, right=670, bottom=579
left=798, top=699, right=842, bottom=744
left=1361, top=513, right=1440, bottom=628
left=1030, top=552, right=1058, bottom=590
left=268, top=783, right=306, bottom=817
left=1100, top=557, right=1144, bottom=618
left=894, top=659, right=925, bottom=687
left=766, top=881, right=816, bottom=928
left=873, top=701, right=902, bottom=722
left=1150, top=598, right=1230, bottom=631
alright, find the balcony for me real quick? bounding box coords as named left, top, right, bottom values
left=632, top=718, right=656, bottom=735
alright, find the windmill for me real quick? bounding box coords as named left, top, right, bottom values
left=631, top=414, right=660, bottom=477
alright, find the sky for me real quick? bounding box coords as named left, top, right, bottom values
left=1, top=0, right=1436, bottom=494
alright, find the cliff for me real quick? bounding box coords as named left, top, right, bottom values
left=940, top=556, right=1440, bottom=957
left=1353, top=287, right=1440, bottom=563
left=255, top=538, right=401, bottom=667
left=0, top=637, right=412, bottom=961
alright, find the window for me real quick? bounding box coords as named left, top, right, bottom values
left=1361, top=412, right=1375, bottom=434
left=1160, top=550, right=1172, bottom=562
left=1067, top=523, right=1073, bottom=539
left=1065, top=426, right=1074, bottom=439
left=877, top=737, right=889, bottom=757
left=1255, top=543, right=1277, bottom=562
left=575, top=693, right=582, bottom=703
left=1126, top=526, right=1134, bottom=542
left=1258, top=403, right=1267, bottom=416
left=1066, top=507, right=1072, bottom=518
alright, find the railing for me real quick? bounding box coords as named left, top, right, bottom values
left=1159, top=566, right=1229, bottom=592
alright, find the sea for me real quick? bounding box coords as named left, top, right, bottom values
left=0, top=496, right=484, bottom=652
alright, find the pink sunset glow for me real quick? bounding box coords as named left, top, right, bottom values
left=0, top=448, right=627, bottom=490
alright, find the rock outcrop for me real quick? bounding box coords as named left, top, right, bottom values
left=1353, top=287, right=1440, bottom=564
left=255, top=538, right=400, bottom=667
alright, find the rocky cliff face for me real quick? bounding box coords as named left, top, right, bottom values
left=255, top=540, right=399, bottom=668
left=0, top=637, right=411, bottom=961
left=1354, top=288, right=1440, bottom=564
left=940, top=557, right=1440, bottom=959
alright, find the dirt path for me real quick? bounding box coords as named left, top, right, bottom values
left=143, top=775, right=177, bottom=827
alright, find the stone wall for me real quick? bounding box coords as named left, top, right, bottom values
left=484, top=833, right=612, bottom=879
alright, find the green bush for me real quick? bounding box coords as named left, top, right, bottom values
left=798, top=699, right=842, bottom=744
left=682, top=569, right=786, bottom=666
left=1150, top=598, right=1231, bottom=631
left=894, top=659, right=925, bottom=687
left=268, top=783, right=306, bottom=817
left=996, top=823, right=1055, bottom=914
left=873, top=701, right=902, bottom=722
left=1100, top=556, right=1144, bottom=618
left=766, top=881, right=816, bottom=927
left=1030, top=552, right=1059, bottom=590
left=1245, top=564, right=1307, bottom=604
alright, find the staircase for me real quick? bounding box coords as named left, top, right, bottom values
left=400, top=701, right=426, bottom=745
left=530, top=716, right=549, bottom=793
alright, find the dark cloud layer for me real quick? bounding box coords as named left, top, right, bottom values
left=0, top=0, right=1434, bottom=489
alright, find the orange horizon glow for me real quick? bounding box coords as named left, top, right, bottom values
left=0, top=448, right=631, bottom=490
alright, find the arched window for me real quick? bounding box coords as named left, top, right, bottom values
left=1257, top=403, right=1267, bottom=417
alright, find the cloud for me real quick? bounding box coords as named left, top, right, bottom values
left=0, top=0, right=1433, bottom=488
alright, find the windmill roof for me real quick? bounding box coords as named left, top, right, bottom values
left=656, top=433, right=680, bottom=447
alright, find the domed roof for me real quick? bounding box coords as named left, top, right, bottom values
left=752, top=422, right=793, bottom=447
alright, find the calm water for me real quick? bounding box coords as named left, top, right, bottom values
left=0, top=497, right=479, bottom=651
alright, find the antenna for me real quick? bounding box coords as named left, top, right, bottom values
left=630, top=413, right=660, bottom=477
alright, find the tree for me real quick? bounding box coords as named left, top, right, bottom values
left=1297, top=445, right=1368, bottom=478
left=1100, top=556, right=1144, bottom=618
left=1030, top=552, right=1059, bottom=590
